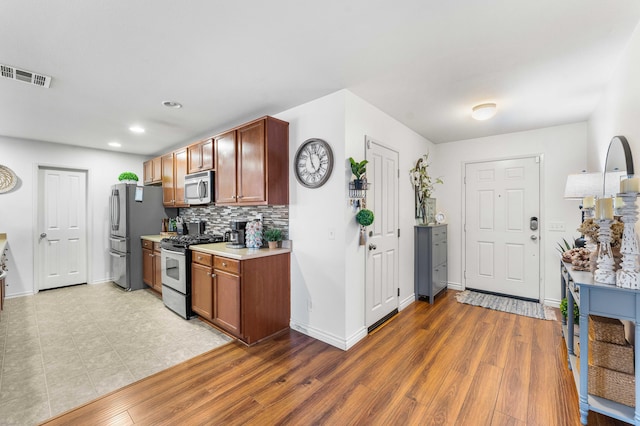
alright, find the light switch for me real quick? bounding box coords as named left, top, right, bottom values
left=548, top=221, right=566, bottom=232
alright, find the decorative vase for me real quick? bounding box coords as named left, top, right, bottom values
left=421, top=198, right=436, bottom=225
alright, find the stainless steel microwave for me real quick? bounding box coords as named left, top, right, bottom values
left=184, top=170, right=214, bottom=204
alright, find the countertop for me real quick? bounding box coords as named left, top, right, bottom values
left=140, top=235, right=164, bottom=243
left=190, top=242, right=291, bottom=260
left=0, top=233, right=6, bottom=253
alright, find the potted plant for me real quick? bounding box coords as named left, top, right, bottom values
left=118, top=172, right=139, bottom=184
left=409, top=152, right=442, bottom=224
left=356, top=209, right=374, bottom=245
left=349, top=157, right=368, bottom=189
left=264, top=228, right=283, bottom=249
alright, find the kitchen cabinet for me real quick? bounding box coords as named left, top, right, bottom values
left=190, top=247, right=290, bottom=345
left=142, top=240, right=162, bottom=293
left=187, top=138, right=214, bottom=174
left=213, top=256, right=241, bottom=335
left=215, top=116, right=289, bottom=206
left=414, top=224, right=448, bottom=304
left=191, top=252, right=214, bottom=320
left=143, top=156, right=162, bottom=185
left=161, top=149, right=189, bottom=207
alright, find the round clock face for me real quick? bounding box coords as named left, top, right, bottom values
left=294, top=138, right=333, bottom=188
left=435, top=212, right=446, bottom=224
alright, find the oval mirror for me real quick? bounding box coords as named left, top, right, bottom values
left=603, top=135, right=633, bottom=197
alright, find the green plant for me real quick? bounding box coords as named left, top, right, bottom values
left=349, top=157, right=368, bottom=180
left=356, top=209, right=375, bottom=227
left=560, top=298, right=580, bottom=324
left=118, top=172, right=139, bottom=182
left=556, top=237, right=576, bottom=255
left=264, top=228, right=283, bottom=242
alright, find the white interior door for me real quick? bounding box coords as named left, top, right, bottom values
left=38, top=167, right=88, bottom=290
left=465, top=157, right=540, bottom=300
left=365, top=137, right=399, bottom=328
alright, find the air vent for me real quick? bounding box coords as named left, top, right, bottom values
left=0, top=64, right=51, bottom=88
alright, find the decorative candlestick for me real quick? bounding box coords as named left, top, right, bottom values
left=616, top=192, right=640, bottom=289
left=594, top=218, right=616, bottom=285
left=582, top=206, right=597, bottom=253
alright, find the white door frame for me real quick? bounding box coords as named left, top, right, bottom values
left=460, top=154, right=545, bottom=302
left=33, top=164, right=91, bottom=293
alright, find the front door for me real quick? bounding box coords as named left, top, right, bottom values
left=365, top=137, right=399, bottom=328
left=38, top=167, right=88, bottom=291
left=464, top=157, right=540, bottom=300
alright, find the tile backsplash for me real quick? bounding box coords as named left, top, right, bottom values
left=179, top=205, right=289, bottom=238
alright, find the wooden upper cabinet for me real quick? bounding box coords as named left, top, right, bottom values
left=215, top=130, right=238, bottom=204
left=143, top=156, right=162, bottom=185
left=187, top=138, right=214, bottom=174
left=215, top=116, right=289, bottom=206
left=174, top=148, right=188, bottom=207
left=161, top=149, right=189, bottom=207
left=161, top=153, right=175, bottom=205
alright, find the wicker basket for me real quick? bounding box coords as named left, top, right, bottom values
left=589, top=315, right=627, bottom=345
left=590, top=340, right=634, bottom=374
left=588, top=365, right=635, bottom=407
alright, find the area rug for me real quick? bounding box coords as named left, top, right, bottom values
left=455, top=290, right=557, bottom=321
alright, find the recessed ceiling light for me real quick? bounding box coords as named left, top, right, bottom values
left=471, top=103, right=497, bottom=121
left=129, top=125, right=145, bottom=134
left=162, top=100, right=182, bottom=109
left=108, top=142, right=121, bottom=147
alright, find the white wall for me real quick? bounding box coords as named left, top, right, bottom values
left=434, top=123, right=588, bottom=306
left=275, top=90, right=432, bottom=349
left=588, top=21, right=640, bottom=174
left=0, top=136, right=147, bottom=297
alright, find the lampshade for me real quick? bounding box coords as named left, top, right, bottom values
left=564, top=172, right=602, bottom=199
left=471, top=103, right=497, bottom=120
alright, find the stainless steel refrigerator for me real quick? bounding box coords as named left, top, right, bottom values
left=109, top=184, right=175, bottom=290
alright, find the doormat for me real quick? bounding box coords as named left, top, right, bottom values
left=455, top=290, right=557, bottom=321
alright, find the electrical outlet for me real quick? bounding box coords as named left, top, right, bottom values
left=548, top=221, right=566, bottom=232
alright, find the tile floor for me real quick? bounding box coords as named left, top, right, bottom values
left=0, top=282, right=232, bottom=425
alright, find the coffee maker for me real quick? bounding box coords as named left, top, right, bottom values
left=226, top=220, right=248, bottom=248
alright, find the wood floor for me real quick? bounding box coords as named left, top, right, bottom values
left=41, top=291, right=629, bottom=426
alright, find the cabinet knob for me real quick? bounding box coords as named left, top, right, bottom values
left=222, top=262, right=227, bottom=267
left=237, top=195, right=243, bottom=199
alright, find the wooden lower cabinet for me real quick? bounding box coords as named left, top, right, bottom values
left=191, top=261, right=213, bottom=320
left=213, top=270, right=241, bottom=335
left=191, top=250, right=290, bottom=345
left=142, top=241, right=162, bottom=293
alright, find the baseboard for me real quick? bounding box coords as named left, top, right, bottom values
left=290, top=320, right=367, bottom=351
left=447, top=281, right=463, bottom=291
left=544, top=298, right=561, bottom=308
left=399, top=294, right=415, bottom=310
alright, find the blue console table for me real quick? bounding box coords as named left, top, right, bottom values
left=561, top=261, right=640, bottom=425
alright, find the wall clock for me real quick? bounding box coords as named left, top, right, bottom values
left=294, top=138, right=333, bottom=188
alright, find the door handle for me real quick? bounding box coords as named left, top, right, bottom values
left=530, top=235, right=538, bottom=240
left=109, top=252, right=126, bottom=258
left=369, top=243, right=377, bottom=251
left=39, top=232, right=47, bottom=241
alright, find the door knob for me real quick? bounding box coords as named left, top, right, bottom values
left=369, top=243, right=377, bottom=251
left=39, top=233, right=47, bottom=240
left=530, top=235, right=538, bottom=240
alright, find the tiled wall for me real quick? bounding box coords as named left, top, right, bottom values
left=178, top=205, right=289, bottom=238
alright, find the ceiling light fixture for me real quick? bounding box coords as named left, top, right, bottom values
left=471, top=103, right=497, bottom=121
left=162, top=100, right=182, bottom=109
left=129, top=125, right=145, bottom=134
left=108, top=142, right=121, bottom=148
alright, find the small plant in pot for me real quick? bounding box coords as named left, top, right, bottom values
left=118, top=172, right=139, bottom=184
left=264, top=228, right=283, bottom=249
left=356, top=208, right=375, bottom=245
left=349, top=157, right=368, bottom=189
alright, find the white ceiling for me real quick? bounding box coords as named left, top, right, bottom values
left=2, top=1, right=639, bottom=155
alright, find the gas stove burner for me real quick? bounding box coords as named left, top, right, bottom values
left=160, top=233, right=224, bottom=252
